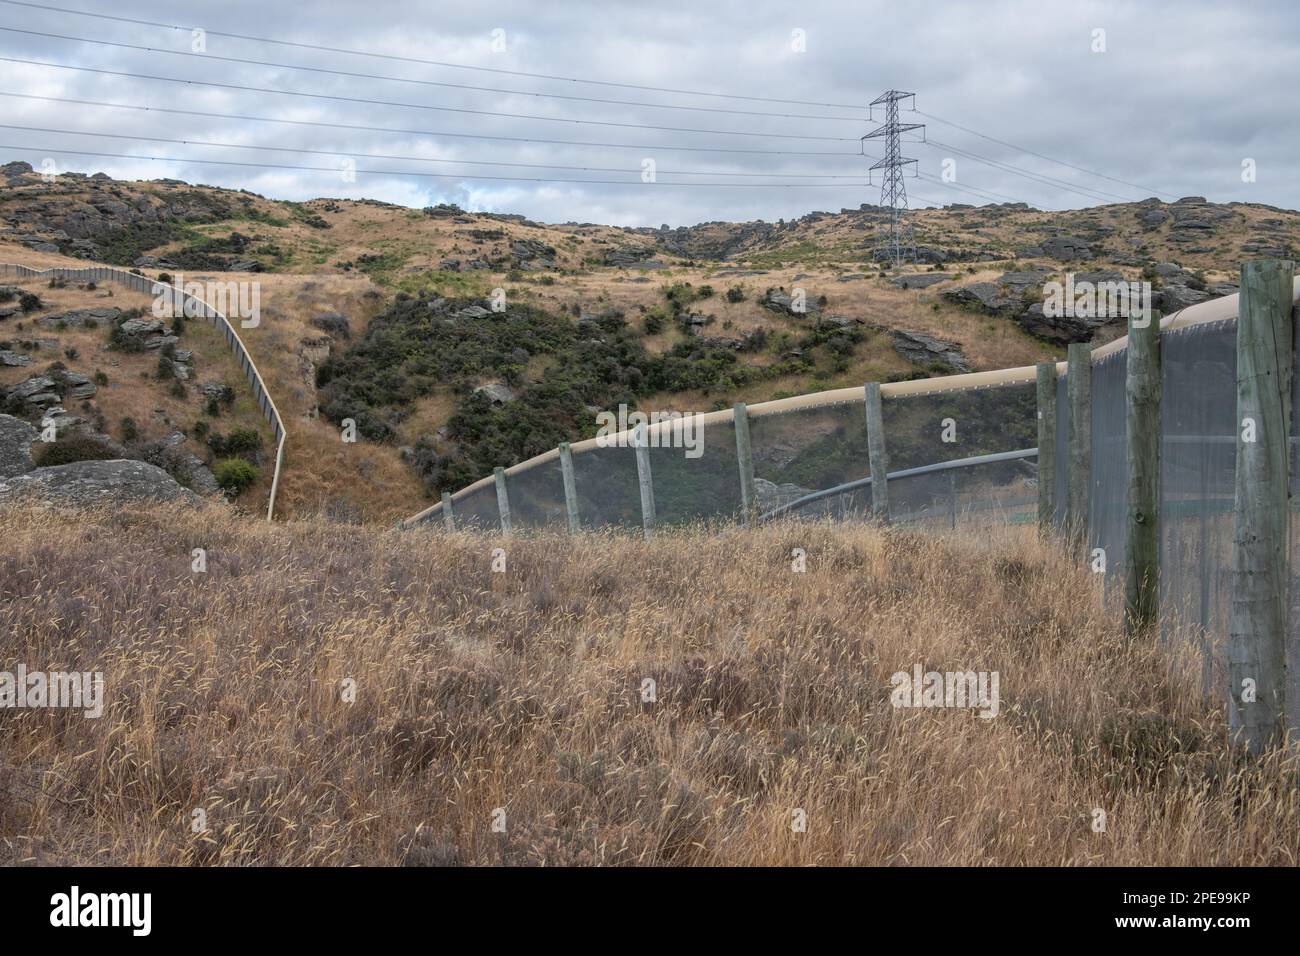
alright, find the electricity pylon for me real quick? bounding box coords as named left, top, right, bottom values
left=862, top=90, right=924, bottom=267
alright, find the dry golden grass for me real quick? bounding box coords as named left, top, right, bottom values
left=1, top=502, right=1294, bottom=866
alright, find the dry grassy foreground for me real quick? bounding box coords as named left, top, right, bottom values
left=0, top=502, right=1295, bottom=866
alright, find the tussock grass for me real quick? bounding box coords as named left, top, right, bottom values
left=0, top=503, right=1295, bottom=865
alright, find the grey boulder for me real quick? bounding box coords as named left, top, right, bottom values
left=0, top=459, right=201, bottom=506
left=0, top=414, right=38, bottom=477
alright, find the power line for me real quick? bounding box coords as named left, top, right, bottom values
left=0, top=91, right=1044, bottom=205
left=0, top=0, right=875, bottom=111
left=0, top=124, right=866, bottom=178
left=912, top=108, right=1178, bottom=200
left=0, top=56, right=861, bottom=142
left=7, top=115, right=1035, bottom=207
left=4, top=143, right=875, bottom=187
left=916, top=170, right=1030, bottom=206
left=0, top=27, right=870, bottom=124
left=0, top=91, right=860, bottom=157
left=919, top=137, right=1135, bottom=205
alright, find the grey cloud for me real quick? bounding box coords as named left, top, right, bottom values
left=1, top=0, right=1295, bottom=225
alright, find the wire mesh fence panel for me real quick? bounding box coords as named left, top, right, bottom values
left=645, top=417, right=743, bottom=527
left=882, top=380, right=1038, bottom=471
left=1290, top=325, right=1300, bottom=731
left=890, top=457, right=1038, bottom=530
left=569, top=442, right=642, bottom=530
left=1158, top=320, right=1237, bottom=689
left=1088, top=349, right=1128, bottom=586
left=451, top=482, right=502, bottom=532
left=506, top=457, right=567, bottom=530
left=791, top=485, right=873, bottom=522
left=747, top=399, right=871, bottom=513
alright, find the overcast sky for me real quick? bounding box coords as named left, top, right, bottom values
left=1, top=0, right=1296, bottom=226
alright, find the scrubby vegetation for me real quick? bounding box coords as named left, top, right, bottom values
left=315, top=295, right=813, bottom=489
left=1, top=504, right=1294, bottom=865
left=30, top=431, right=119, bottom=467
left=213, top=458, right=258, bottom=495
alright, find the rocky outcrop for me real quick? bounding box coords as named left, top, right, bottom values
left=0, top=459, right=201, bottom=506
left=759, top=288, right=820, bottom=319
left=510, top=238, right=556, bottom=270
left=1039, top=235, right=1093, bottom=261
left=1137, top=208, right=1169, bottom=230
left=5, top=374, right=60, bottom=408
left=1151, top=261, right=1232, bottom=314
left=891, top=273, right=954, bottom=290
left=1168, top=201, right=1233, bottom=233
left=890, top=330, right=970, bottom=372
left=0, top=414, right=38, bottom=477
left=1015, top=303, right=1116, bottom=344
left=942, top=282, right=1017, bottom=313
left=2, top=369, right=97, bottom=412
left=36, top=307, right=120, bottom=329
left=473, top=382, right=516, bottom=405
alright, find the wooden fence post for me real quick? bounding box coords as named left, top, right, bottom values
left=864, top=382, right=889, bottom=521
left=441, top=491, right=456, bottom=533
left=1229, top=259, right=1294, bottom=752
left=1036, top=361, right=1058, bottom=535
left=733, top=402, right=756, bottom=523
left=1066, top=343, right=1092, bottom=555
left=494, top=466, right=512, bottom=538
left=559, top=442, right=580, bottom=535
left=1124, top=313, right=1161, bottom=637
left=634, top=422, right=656, bottom=539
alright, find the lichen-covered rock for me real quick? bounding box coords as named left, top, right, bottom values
left=0, top=459, right=201, bottom=506
left=890, top=330, right=970, bottom=372
left=891, top=273, right=954, bottom=290
left=0, top=414, right=38, bottom=478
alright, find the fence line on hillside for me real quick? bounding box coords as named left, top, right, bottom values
left=1, top=263, right=286, bottom=521
left=404, top=264, right=1299, bottom=752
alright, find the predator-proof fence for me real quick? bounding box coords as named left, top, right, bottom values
left=1, top=263, right=287, bottom=520
left=408, top=264, right=1300, bottom=752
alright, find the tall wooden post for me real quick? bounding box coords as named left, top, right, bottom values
left=1066, top=343, right=1092, bottom=555
left=1036, top=361, right=1058, bottom=534
left=558, top=442, right=580, bottom=535
left=494, top=466, right=512, bottom=538
left=1229, top=259, right=1293, bottom=753
left=864, top=382, right=889, bottom=522
left=1124, top=313, right=1161, bottom=637
left=441, top=490, right=456, bottom=533
left=733, top=402, right=756, bottom=523
left=634, top=423, right=656, bottom=539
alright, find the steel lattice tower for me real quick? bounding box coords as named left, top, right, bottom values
left=862, top=90, right=924, bottom=267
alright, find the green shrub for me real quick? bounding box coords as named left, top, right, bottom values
left=120, top=417, right=139, bottom=442
left=208, top=427, right=261, bottom=457
left=32, top=432, right=118, bottom=467
left=213, top=458, right=259, bottom=495
left=19, top=292, right=42, bottom=312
